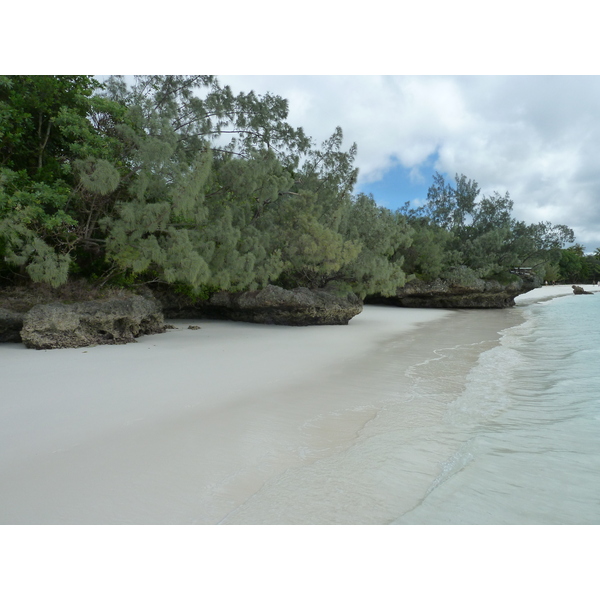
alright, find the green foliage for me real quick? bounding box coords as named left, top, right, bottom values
left=74, top=158, right=121, bottom=195
left=271, top=191, right=361, bottom=289
left=0, top=166, right=77, bottom=285
left=558, top=245, right=591, bottom=282
left=95, top=76, right=313, bottom=292
left=399, top=218, right=455, bottom=279
left=399, top=172, right=575, bottom=284
left=107, top=75, right=311, bottom=167
left=584, top=253, right=600, bottom=283
left=489, top=270, right=520, bottom=286
left=509, top=221, right=575, bottom=268
left=0, top=75, right=582, bottom=302
left=0, top=76, right=94, bottom=168
left=440, top=266, right=483, bottom=287
left=335, top=194, right=411, bottom=297
left=541, top=262, right=561, bottom=283
left=0, top=76, right=134, bottom=286
left=425, top=172, right=480, bottom=230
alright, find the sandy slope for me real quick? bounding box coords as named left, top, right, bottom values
left=0, top=305, right=453, bottom=523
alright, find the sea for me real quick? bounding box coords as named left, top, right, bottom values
left=223, top=289, right=600, bottom=525
left=394, top=290, right=600, bottom=524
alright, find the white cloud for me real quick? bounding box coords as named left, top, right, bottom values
left=219, top=75, right=600, bottom=251
left=408, top=166, right=427, bottom=186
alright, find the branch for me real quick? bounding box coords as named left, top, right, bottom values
left=153, top=76, right=207, bottom=111
left=172, top=107, right=273, bottom=133
left=37, top=113, right=52, bottom=171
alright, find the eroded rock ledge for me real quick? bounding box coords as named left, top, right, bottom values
left=156, top=284, right=363, bottom=326
left=367, top=276, right=540, bottom=309
left=572, top=285, right=593, bottom=295
left=1, top=283, right=362, bottom=349
left=20, top=295, right=165, bottom=350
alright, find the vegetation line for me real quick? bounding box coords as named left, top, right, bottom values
left=1, top=75, right=596, bottom=301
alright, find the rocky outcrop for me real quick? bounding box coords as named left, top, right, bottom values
left=155, top=284, right=363, bottom=325
left=0, top=308, right=24, bottom=343
left=572, top=285, right=593, bottom=295
left=367, top=275, right=540, bottom=309
left=20, top=295, right=166, bottom=350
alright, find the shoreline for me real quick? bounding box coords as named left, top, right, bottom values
left=0, top=284, right=593, bottom=524
left=514, top=283, right=599, bottom=305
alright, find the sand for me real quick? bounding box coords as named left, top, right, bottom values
left=0, top=284, right=593, bottom=524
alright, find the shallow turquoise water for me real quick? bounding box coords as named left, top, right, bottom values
left=395, top=292, right=600, bottom=524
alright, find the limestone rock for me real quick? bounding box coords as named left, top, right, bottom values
left=368, top=275, right=540, bottom=309
left=0, top=308, right=24, bottom=343
left=21, top=295, right=166, bottom=350
left=572, top=285, right=593, bottom=295
left=155, top=284, right=362, bottom=325
left=206, top=285, right=362, bottom=325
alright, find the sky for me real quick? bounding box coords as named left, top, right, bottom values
left=218, top=75, right=600, bottom=253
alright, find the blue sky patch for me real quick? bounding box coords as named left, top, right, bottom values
left=356, top=154, right=443, bottom=212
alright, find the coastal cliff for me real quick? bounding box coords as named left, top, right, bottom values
left=0, top=283, right=362, bottom=348
left=0, top=274, right=540, bottom=350
left=367, top=273, right=541, bottom=309
left=154, top=284, right=363, bottom=326
left=0, top=284, right=165, bottom=349
left=20, top=296, right=165, bottom=350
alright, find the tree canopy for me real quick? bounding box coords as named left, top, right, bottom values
left=0, top=75, right=581, bottom=298
left=399, top=172, right=575, bottom=285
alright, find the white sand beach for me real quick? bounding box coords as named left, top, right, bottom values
left=0, top=284, right=593, bottom=524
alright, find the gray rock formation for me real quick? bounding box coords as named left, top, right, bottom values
left=368, top=275, right=539, bottom=309
left=156, top=284, right=363, bottom=325
left=21, top=295, right=166, bottom=350
left=0, top=308, right=24, bottom=343
left=572, top=285, right=593, bottom=295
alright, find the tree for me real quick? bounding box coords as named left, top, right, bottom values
left=400, top=172, right=576, bottom=284
left=268, top=190, right=360, bottom=289
left=201, top=149, right=294, bottom=291
left=0, top=77, right=584, bottom=301
left=266, top=127, right=367, bottom=292
left=542, top=262, right=560, bottom=283
left=397, top=218, right=455, bottom=280
left=424, top=172, right=480, bottom=230
left=584, top=252, right=600, bottom=283
left=97, top=77, right=366, bottom=294
left=508, top=221, right=575, bottom=270
left=558, top=245, right=589, bottom=282
left=333, top=194, right=411, bottom=297
left=0, top=76, right=105, bottom=285
left=107, top=75, right=312, bottom=168
left=0, top=75, right=98, bottom=181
